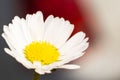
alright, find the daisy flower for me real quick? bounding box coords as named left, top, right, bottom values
left=2, top=11, right=89, bottom=74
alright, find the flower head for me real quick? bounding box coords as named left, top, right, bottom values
left=2, top=11, right=89, bottom=74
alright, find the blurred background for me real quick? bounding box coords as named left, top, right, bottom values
left=0, top=0, right=120, bottom=80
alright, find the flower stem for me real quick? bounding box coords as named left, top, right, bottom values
left=33, top=71, right=40, bottom=80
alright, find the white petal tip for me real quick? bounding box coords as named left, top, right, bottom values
left=36, top=11, right=42, bottom=14
left=4, top=48, right=15, bottom=58
left=4, top=48, right=10, bottom=53
left=14, top=16, right=19, bottom=19
left=46, top=71, right=51, bottom=73
left=59, top=65, right=80, bottom=69
left=35, top=69, right=45, bottom=75
left=1, top=33, right=4, bottom=38
left=48, top=15, right=54, bottom=19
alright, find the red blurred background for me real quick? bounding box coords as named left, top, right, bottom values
left=26, top=0, right=93, bottom=42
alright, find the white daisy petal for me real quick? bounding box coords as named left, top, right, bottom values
left=15, top=57, right=34, bottom=69
left=2, top=28, right=25, bottom=55
left=53, top=20, right=74, bottom=48
left=41, top=63, right=57, bottom=71
left=58, top=37, right=89, bottom=64
left=33, top=62, right=45, bottom=74
left=60, top=52, right=85, bottom=65
left=4, top=48, right=34, bottom=69
left=58, top=64, right=80, bottom=69
left=26, top=11, right=44, bottom=41
left=59, top=38, right=89, bottom=61
left=59, top=32, right=86, bottom=55
left=2, top=27, right=21, bottom=51
left=41, top=62, right=80, bottom=71
left=67, top=38, right=89, bottom=54
left=2, top=33, right=15, bottom=51
left=68, top=52, right=85, bottom=62
left=35, top=69, right=45, bottom=75
left=11, top=16, right=27, bottom=49
left=20, top=18, right=32, bottom=44
left=45, top=70, right=51, bottom=73
left=43, top=17, right=74, bottom=48
left=4, top=48, right=16, bottom=58
left=43, top=15, right=54, bottom=33
left=43, top=15, right=55, bottom=41
left=33, top=61, right=42, bottom=68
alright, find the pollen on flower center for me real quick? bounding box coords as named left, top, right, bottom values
left=24, top=41, right=60, bottom=65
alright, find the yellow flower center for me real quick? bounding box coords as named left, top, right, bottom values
left=24, top=41, right=60, bottom=65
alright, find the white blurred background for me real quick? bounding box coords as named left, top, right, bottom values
left=73, top=0, right=120, bottom=79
